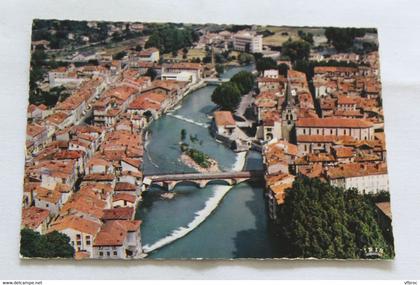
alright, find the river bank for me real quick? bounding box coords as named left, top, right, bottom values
left=180, top=153, right=220, bottom=173
left=141, top=149, right=248, bottom=254
left=137, top=64, right=281, bottom=259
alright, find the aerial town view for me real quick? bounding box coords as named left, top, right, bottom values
left=21, top=19, right=394, bottom=260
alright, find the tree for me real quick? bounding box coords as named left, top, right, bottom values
left=324, top=27, right=373, bottom=52
left=113, top=50, right=127, bottom=60
left=298, top=30, right=314, bottom=45
left=211, top=82, right=241, bottom=111
left=275, top=177, right=393, bottom=259
left=282, top=39, right=310, bottom=63
left=256, top=57, right=277, bottom=72
left=20, top=229, right=74, bottom=258
left=215, top=64, right=224, bottom=76
left=145, top=68, right=157, bottom=80
left=180, top=129, right=187, bottom=141
left=230, top=71, right=255, bottom=95
left=278, top=63, right=289, bottom=76
left=144, top=25, right=194, bottom=54
left=238, top=53, right=254, bottom=65
left=145, top=32, right=162, bottom=50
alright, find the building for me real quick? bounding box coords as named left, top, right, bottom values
left=233, top=32, right=263, bottom=53
left=134, top=48, right=159, bottom=63
left=263, top=69, right=279, bottom=78
left=296, top=117, right=375, bottom=155
left=92, top=220, right=142, bottom=259
left=48, top=67, right=84, bottom=88
left=326, top=162, right=388, bottom=194
left=212, top=111, right=236, bottom=136
left=26, top=123, right=49, bottom=154
left=27, top=104, right=48, bottom=122
left=21, top=207, right=50, bottom=234
left=49, top=215, right=101, bottom=256
left=257, top=76, right=286, bottom=93
left=161, top=63, right=203, bottom=84
left=33, top=186, right=64, bottom=216
left=211, top=111, right=251, bottom=151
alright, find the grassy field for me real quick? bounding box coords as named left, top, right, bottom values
left=187, top=48, right=206, bottom=60
left=257, top=26, right=326, bottom=47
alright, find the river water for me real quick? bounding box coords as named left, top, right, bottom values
left=135, top=65, right=284, bottom=258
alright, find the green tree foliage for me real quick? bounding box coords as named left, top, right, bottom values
left=260, top=29, right=275, bottom=37
left=134, top=45, right=143, bottom=51
left=365, top=191, right=390, bottom=203
left=29, top=86, right=67, bottom=107
left=230, top=71, right=255, bottom=95
left=276, top=177, right=393, bottom=259
left=238, top=53, right=254, bottom=65
left=185, top=148, right=211, bottom=168
left=144, top=26, right=194, bottom=54
left=324, top=27, right=374, bottom=52
left=278, top=63, right=289, bottom=76
left=29, top=49, right=47, bottom=95
left=256, top=57, right=277, bottom=72
left=145, top=68, right=158, bottom=80
left=113, top=50, right=127, bottom=60
left=282, top=39, right=310, bottom=63
left=298, top=30, right=314, bottom=45
left=180, top=129, right=187, bottom=141
left=215, top=64, right=225, bottom=76
left=227, top=25, right=252, bottom=33
left=20, top=228, right=74, bottom=258
left=211, top=82, right=241, bottom=111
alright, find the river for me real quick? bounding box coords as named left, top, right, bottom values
left=135, top=65, right=284, bottom=259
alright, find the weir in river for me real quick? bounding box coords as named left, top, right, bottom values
left=135, top=65, right=285, bottom=259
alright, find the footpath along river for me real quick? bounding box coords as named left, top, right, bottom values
left=135, top=65, right=284, bottom=258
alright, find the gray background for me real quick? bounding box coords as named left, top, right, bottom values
left=0, top=0, right=419, bottom=279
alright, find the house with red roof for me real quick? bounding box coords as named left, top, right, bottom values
left=92, top=220, right=142, bottom=259
left=49, top=214, right=101, bottom=257
left=21, top=206, right=50, bottom=234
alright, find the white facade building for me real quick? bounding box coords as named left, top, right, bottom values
left=233, top=32, right=263, bottom=53
left=330, top=173, right=389, bottom=194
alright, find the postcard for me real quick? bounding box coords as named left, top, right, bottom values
left=21, top=20, right=394, bottom=259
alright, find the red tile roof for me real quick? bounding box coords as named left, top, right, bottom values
left=214, top=111, right=236, bottom=127
left=327, top=162, right=388, bottom=179
left=102, top=207, right=134, bottom=221
left=114, top=182, right=137, bottom=192
left=314, top=66, right=358, bottom=74
left=296, top=117, right=373, bottom=128
left=113, top=193, right=137, bottom=204
left=21, top=207, right=49, bottom=230
left=93, top=220, right=141, bottom=246
left=49, top=215, right=101, bottom=235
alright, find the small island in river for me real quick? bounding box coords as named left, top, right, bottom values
left=180, top=151, right=220, bottom=173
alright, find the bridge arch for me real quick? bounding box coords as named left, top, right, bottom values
left=205, top=179, right=233, bottom=187
left=172, top=180, right=202, bottom=189
left=149, top=182, right=168, bottom=190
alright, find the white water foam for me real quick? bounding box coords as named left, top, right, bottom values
left=232, top=151, right=247, bottom=171
left=142, top=185, right=232, bottom=253
left=144, top=133, right=160, bottom=169
left=142, top=151, right=248, bottom=254
left=167, top=113, right=209, bottom=128
left=170, top=105, right=182, bottom=112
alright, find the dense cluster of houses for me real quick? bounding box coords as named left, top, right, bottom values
left=24, top=23, right=390, bottom=256
left=255, top=51, right=389, bottom=220
left=22, top=45, right=208, bottom=259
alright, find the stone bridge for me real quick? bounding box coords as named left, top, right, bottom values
left=142, top=170, right=264, bottom=191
